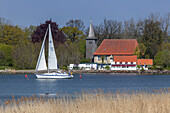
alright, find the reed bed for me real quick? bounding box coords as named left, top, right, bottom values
left=1, top=88, right=170, bottom=113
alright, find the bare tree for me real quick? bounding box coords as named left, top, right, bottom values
left=66, top=19, right=85, bottom=31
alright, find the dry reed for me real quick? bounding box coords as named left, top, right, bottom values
left=1, top=88, right=170, bottom=113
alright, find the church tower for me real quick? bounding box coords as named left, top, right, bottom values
left=86, top=20, right=97, bottom=60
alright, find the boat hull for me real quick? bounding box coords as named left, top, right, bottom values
left=35, top=73, right=73, bottom=79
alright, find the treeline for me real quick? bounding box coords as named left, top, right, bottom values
left=0, top=13, right=170, bottom=70
left=91, top=13, right=170, bottom=69
left=0, top=18, right=87, bottom=69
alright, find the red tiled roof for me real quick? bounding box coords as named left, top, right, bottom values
left=114, top=55, right=137, bottom=62
left=137, top=59, right=153, bottom=65
left=93, top=39, right=138, bottom=55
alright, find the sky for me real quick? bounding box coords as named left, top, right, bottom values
left=0, top=0, right=170, bottom=28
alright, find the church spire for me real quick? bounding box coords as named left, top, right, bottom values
left=87, top=20, right=97, bottom=39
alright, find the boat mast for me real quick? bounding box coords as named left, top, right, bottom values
left=48, top=24, right=50, bottom=73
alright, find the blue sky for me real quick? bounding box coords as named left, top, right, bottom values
left=0, top=0, right=170, bottom=28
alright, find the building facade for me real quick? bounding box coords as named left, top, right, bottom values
left=93, top=39, right=138, bottom=64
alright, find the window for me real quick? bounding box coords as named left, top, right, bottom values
left=98, top=55, right=101, bottom=60
left=105, top=55, right=107, bottom=60
left=89, top=41, right=92, bottom=44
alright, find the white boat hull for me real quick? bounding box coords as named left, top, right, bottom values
left=36, top=73, right=73, bottom=79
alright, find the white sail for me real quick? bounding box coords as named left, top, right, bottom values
left=35, top=28, right=48, bottom=72
left=48, top=24, right=58, bottom=71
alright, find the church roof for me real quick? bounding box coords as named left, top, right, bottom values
left=86, top=20, right=97, bottom=40
left=114, top=55, right=137, bottom=62
left=93, top=39, right=138, bottom=55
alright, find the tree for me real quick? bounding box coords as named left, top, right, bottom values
left=31, top=20, right=66, bottom=46
left=0, top=44, right=13, bottom=66
left=134, top=43, right=147, bottom=58
left=24, top=25, right=37, bottom=44
left=0, top=25, right=25, bottom=45
left=12, top=42, right=40, bottom=69
left=61, top=26, right=85, bottom=44
left=123, top=19, right=139, bottom=39
left=139, top=19, right=164, bottom=59
left=155, top=43, right=170, bottom=68
left=66, top=19, right=85, bottom=31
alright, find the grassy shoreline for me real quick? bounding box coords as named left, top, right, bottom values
left=1, top=89, right=170, bottom=113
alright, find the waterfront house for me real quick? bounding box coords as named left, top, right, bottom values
left=137, top=59, right=153, bottom=70
left=111, top=55, right=137, bottom=70
left=93, top=39, right=138, bottom=64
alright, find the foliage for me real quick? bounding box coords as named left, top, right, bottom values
left=61, top=26, right=85, bottom=44
left=23, top=25, right=37, bottom=44
left=66, top=19, right=85, bottom=31
left=61, top=66, right=68, bottom=71
left=137, top=65, right=141, bottom=69
left=12, top=42, right=40, bottom=69
left=139, top=19, right=164, bottom=59
left=134, top=43, right=146, bottom=58
left=0, top=66, right=14, bottom=70
left=31, top=20, right=66, bottom=46
left=141, top=67, right=145, bottom=72
left=76, top=39, right=86, bottom=57
left=0, top=44, right=13, bottom=66
left=155, top=50, right=170, bottom=68
left=105, top=65, right=110, bottom=70
left=80, top=58, right=91, bottom=63
left=0, top=25, right=26, bottom=45
left=154, top=43, right=170, bottom=68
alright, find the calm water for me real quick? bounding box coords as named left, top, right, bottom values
left=0, top=73, right=170, bottom=101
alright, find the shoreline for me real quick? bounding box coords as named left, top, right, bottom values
left=0, top=69, right=170, bottom=74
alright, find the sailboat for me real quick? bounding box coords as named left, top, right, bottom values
left=35, top=24, right=73, bottom=79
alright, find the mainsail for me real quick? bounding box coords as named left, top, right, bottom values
left=35, top=28, right=48, bottom=72
left=48, top=24, right=58, bottom=71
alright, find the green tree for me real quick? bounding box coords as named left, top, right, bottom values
left=23, top=25, right=37, bottom=44
left=134, top=43, right=146, bottom=58
left=61, top=26, right=85, bottom=44
left=12, top=42, right=40, bottom=69
left=139, top=19, right=164, bottom=59
left=0, top=25, right=24, bottom=45
left=0, top=44, right=13, bottom=66
left=155, top=43, right=170, bottom=68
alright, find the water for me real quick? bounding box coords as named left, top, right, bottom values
left=0, top=73, right=170, bottom=101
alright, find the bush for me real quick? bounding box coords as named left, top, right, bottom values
left=137, top=65, right=141, bottom=69
left=61, top=66, right=68, bottom=71
left=73, top=67, right=79, bottom=70
left=80, top=58, right=91, bottom=63
left=105, top=65, right=110, bottom=70
left=141, top=67, right=145, bottom=72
